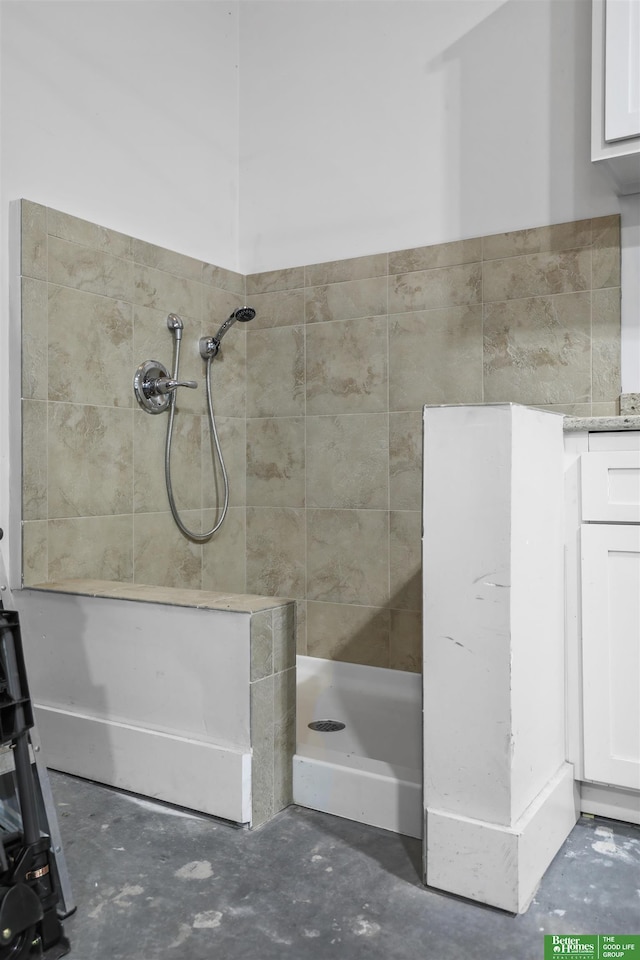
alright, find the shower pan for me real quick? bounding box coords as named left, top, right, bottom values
left=133, top=308, right=256, bottom=542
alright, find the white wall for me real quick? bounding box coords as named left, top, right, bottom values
left=620, top=194, right=640, bottom=392
left=0, top=0, right=240, bottom=578
left=239, top=0, right=620, bottom=271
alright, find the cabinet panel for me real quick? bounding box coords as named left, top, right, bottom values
left=581, top=451, right=640, bottom=522
left=605, top=0, right=640, bottom=141
left=592, top=0, right=640, bottom=193
left=581, top=523, right=640, bottom=790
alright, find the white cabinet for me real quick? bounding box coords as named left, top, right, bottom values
left=604, top=0, right=640, bottom=142
left=592, top=0, right=640, bottom=193
left=565, top=430, right=640, bottom=823
left=581, top=523, right=640, bottom=791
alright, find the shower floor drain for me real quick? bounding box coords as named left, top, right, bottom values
left=308, top=720, right=346, bottom=733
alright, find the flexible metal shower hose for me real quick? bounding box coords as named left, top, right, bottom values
left=164, top=339, right=229, bottom=542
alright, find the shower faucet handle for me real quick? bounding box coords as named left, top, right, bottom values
left=152, top=376, right=198, bottom=395
left=134, top=360, right=197, bottom=414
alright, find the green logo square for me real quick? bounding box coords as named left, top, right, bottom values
left=544, top=935, right=640, bottom=959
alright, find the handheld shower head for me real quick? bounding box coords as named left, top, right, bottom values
left=233, top=307, right=256, bottom=323
left=200, top=306, right=256, bottom=359
left=214, top=306, right=256, bottom=342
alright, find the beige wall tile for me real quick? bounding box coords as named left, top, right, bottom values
left=246, top=266, right=305, bottom=295
left=48, top=236, right=133, bottom=301
left=133, top=511, right=202, bottom=588
left=483, top=292, right=591, bottom=404
left=389, top=238, right=481, bottom=274
left=132, top=303, right=179, bottom=374
left=250, top=674, right=274, bottom=827
left=533, top=402, right=593, bottom=416
left=248, top=289, right=305, bottom=330
left=389, top=511, right=421, bottom=611
left=246, top=326, right=304, bottom=418
left=389, top=262, right=481, bottom=314
left=483, top=249, right=591, bottom=302
left=133, top=409, right=171, bottom=513
left=250, top=609, right=273, bottom=681
left=591, top=401, right=620, bottom=416
left=202, top=263, right=245, bottom=296
left=306, top=508, right=388, bottom=606
left=296, top=600, right=307, bottom=656
left=22, top=400, right=48, bottom=521
left=47, top=207, right=132, bottom=260
left=305, top=276, right=387, bottom=324
left=204, top=416, right=246, bottom=509
left=273, top=603, right=296, bottom=673
left=246, top=417, right=305, bottom=508
left=273, top=665, right=296, bottom=810
left=48, top=285, right=133, bottom=407
left=389, top=411, right=422, bottom=511
left=389, top=609, right=422, bottom=673
left=176, top=332, right=209, bottom=417
left=201, top=506, right=246, bottom=593
left=306, top=316, right=388, bottom=415
left=305, top=253, right=387, bottom=286
left=306, top=601, right=389, bottom=667
left=306, top=414, right=388, bottom=509
left=592, top=215, right=621, bottom=288
left=48, top=403, right=133, bottom=518
left=389, top=305, right=483, bottom=410
left=21, top=278, right=48, bottom=400
left=49, top=515, right=134, bottom=582
left=246, top=507, right=306, bottom=598
left=135, top=408, right=201, bottom=513
left=131, top=238, right=203, bottom=282
left=592, top=287, right=622, bottom=402
left=482, top=220, right=591, bottom=261
left=17, top=209, right=623, bottom=675
left=21, top=201, right=47, bottom=280
left=133, top=262, right=201, bottom=320
left=206, top=326, right=247, bottom=418
left=22, top=521, right=48, bottom=586
left=202, top=284, right=243, bottom=329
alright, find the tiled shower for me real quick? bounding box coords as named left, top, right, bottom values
left=20, top=201, right=621, bottom=673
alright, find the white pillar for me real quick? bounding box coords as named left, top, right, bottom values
left=422, top=403, right=579, bottom=913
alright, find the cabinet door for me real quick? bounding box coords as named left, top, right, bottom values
left=581, top=451, right=640, bottom=522
left=581, top=523, right=640, bottom=790
left=605, top=0, right=640, bottom=142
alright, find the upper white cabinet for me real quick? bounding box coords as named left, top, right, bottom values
left=592, top=0, right=640, bottom=193
left=604, top=0, right=640, bottom=141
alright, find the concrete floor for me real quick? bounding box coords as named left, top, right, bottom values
left=51, top=771, right=639, bottom=960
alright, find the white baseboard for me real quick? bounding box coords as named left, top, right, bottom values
left=425, top=762, right=579, bottom=913
left=293, top=754, right=422, bottom=839
left=35, top=704, right=252, bottom=824
left=580, top=781, right=640, bottom=824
